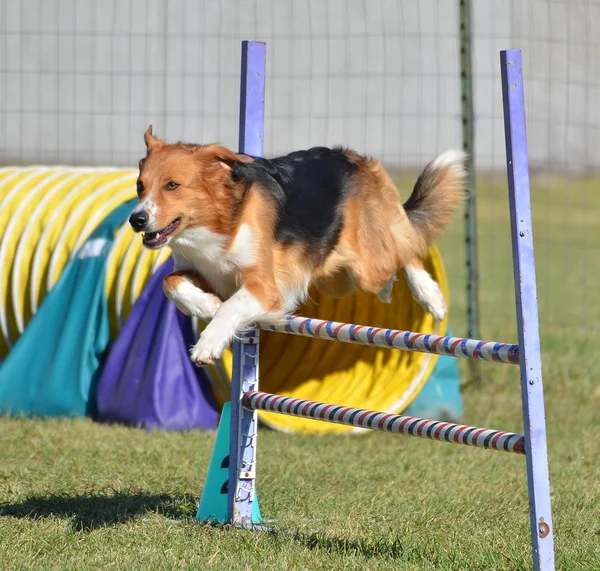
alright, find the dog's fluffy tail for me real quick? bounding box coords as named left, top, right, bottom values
left=403, top=149, right=467, bottom=246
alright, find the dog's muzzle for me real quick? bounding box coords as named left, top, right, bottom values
left=129, top=210, right=149, bottom=232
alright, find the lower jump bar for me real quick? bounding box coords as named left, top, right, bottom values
left=257, top=315, right=520, bottom=365
left=243, top=391, right=525, bottom=454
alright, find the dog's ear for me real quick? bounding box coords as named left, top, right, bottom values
left=144, top=125, right=164, bottom=152
left=215, top=152, right=254, bottom=173
left=198, top=146, right=250, bottom=200
left=200, top=145, right=243, bottom=172
left=215, top=152, right=239, bottom=172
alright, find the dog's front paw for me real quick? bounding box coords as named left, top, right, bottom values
left=189, top=331, right=229, bottom=367
left=189, top=345, right=215, bottom=367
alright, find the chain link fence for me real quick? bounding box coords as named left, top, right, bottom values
left=1, top=0, right=597, bottom=356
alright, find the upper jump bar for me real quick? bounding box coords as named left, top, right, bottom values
left=244, top=391, right=525, bottom=454
left=257, top=315, right=520, bottom=365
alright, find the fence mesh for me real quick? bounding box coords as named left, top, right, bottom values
left=1, top=0, right=597, bottom=364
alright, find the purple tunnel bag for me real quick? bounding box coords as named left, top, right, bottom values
left=96, top=258, right=219, bottom=431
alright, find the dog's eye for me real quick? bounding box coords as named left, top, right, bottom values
left=136, top=180, right=143, bottom=195
left=166, top=181, right=179, bottom=191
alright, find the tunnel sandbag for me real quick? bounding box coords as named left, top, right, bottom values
left=96, top=258, right=219, bottom=431
left=0, top=201, right=134, bottom=418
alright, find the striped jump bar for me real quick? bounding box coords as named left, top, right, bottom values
left=257, top=315, right=520, bottom=365
left=243, top=391, right=525, bottom=454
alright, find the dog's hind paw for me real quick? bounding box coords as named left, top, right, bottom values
left=377, top=274, right=396, bottom=304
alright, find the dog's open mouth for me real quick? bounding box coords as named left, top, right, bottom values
left=143, top=217, right=181, bottom=248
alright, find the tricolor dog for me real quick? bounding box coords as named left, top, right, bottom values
left=130, top=126, right=465, bottom=366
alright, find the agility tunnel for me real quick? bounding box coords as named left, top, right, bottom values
left=0, top=166, right=462, bottom=433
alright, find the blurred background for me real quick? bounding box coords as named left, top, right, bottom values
left=1, top=0, right=597, bottom=373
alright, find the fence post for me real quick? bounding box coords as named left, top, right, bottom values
left=459, top=0, right=481, bottom=385
left=227, top=40, right=266, bottom=528
left=500, top=49, right=555, bottom=570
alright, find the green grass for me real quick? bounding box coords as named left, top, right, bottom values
left=1, top=175, right=599, bottom=570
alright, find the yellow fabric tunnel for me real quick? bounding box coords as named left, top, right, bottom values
left=0, top=167, right=449, bottom=434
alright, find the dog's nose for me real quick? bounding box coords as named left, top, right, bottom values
left=129, top=211, right=149, bottom=232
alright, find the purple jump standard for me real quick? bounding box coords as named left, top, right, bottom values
left=501, top=49, right=555, bottom=569
left=226, top=41, right=266, bottom=528
left=244, top=391, right=525, bottom=454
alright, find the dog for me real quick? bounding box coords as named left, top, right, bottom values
left=129, top=126, right=465, bottom=366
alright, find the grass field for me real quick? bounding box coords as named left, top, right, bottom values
left=1, top=175, right=599, bottom=570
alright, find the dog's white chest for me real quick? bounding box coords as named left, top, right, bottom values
left=169, top=225, right=255, bottom=299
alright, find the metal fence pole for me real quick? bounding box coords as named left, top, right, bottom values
left=460, top=0, right=482, bottom=384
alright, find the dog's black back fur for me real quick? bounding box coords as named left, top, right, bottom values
left=232, top=146, right=358, bottom=261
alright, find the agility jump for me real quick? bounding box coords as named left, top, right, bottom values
left=198, top=42, right=555, bottom=571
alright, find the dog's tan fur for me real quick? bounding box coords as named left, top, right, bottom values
left=136, top=126, right=465, bottom=365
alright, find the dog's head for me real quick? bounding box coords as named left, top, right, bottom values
left=129, top=125, right=248, bottom=249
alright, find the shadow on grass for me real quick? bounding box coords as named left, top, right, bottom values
left=2, top=496, right=424, bottom=561
left=246, top=526, right=406, bottom=560
left=292, top=531, right=405, bottom=559
left=0, top=491, right=199, bottom=532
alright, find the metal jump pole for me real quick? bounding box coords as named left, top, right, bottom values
left=259, top=315, right=520, bottom=364
left=244, top=391, right=525, bottom=454
left=226, top=40, right=266, bottom=528
left=501, top=49, right=555, bottom=570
